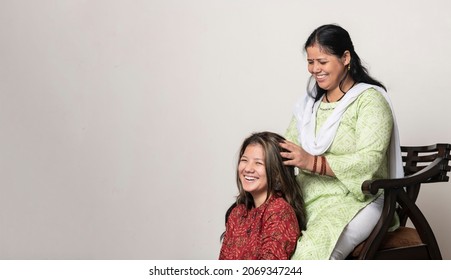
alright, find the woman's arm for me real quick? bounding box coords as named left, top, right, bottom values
left=280, top=140, right=335, bottom=176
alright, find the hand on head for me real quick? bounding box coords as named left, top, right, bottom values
left=279, top=140, right=313, bottom=170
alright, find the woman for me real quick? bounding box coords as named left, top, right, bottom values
left=219, top=132, right=306, bottom=260
left=280, top=24, right=403, bottom=259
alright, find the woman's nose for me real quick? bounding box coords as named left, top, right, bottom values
left=312, top=62, right=321, bottom=73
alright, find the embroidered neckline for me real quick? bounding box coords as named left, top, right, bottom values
left=319, top=102, right=337, bottom=111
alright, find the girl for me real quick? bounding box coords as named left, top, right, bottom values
left=219, top=132, right=306, bottom=260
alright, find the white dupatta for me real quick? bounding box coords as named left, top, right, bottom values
left=294, top=83, right=403, bottom=179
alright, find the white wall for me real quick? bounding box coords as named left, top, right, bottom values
left=0, top=0, right=450, bottom=259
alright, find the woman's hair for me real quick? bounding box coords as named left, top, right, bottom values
left=225, top=131, right=306, bottom=232
left=304, top=24, right=386, bottom=102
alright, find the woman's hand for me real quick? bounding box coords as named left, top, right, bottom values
left=279, top=140, right=313, bottom=171
left=280, top=141, right=334, bottom=176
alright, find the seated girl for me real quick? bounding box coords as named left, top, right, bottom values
left=219, top=131, right=306, bottom=260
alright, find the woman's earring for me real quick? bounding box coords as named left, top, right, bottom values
left=348, top=64, right=351, bottom=71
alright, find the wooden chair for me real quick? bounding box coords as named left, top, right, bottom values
left=348, top=143, right=451, bottom=260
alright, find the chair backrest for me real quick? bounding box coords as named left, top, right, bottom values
left=397, top=144, right=451, bottom=226
left=352, top=143, right=451, bottom=259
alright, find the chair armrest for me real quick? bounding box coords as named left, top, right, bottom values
left=362, top=157, right=445, bottom=195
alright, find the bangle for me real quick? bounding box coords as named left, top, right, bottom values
left=320, top=156, right=326, bottom=175
left=312, top=155, right=318, bottom=174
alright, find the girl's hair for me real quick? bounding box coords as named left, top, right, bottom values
left=305, top=24, right=386, bottom=102
left=224, top=131, right=306, bottom=232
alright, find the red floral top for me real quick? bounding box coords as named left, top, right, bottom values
left=219, top=195, right=300, bottom=260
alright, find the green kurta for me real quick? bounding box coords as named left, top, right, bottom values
left=285, top=88, right=393, bottom=260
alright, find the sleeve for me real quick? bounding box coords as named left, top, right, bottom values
left=259, top=201, right=300, bottom=260
left=326, top=90, right=394, bottom=201
left=284, top=116, right=300, bottom=145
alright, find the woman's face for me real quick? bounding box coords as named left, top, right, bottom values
left=238, top=143, right=268, bottom=207
left=306, top=44, right=348, bottom=95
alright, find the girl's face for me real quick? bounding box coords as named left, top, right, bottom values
left=306, top=44, right=348, bottom=96
left=238, top=143, right=268, bottom=207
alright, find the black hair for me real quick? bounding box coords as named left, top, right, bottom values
left=305, top=24, right=386, bottom=102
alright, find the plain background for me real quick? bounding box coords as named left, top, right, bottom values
left=1, top=0, right=450, bottom=259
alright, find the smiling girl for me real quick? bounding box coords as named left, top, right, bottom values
left=219, top=132, right=306, bottom=260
